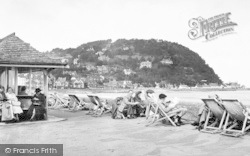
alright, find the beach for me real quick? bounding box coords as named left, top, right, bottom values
left=1, top=89, right=250, bottom=156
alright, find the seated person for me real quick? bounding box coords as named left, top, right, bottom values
left=116, top=90, right=140, bottom=119
left=112, top=97, right=126, bottom=119
left=191, top=94, right=221, bottom=130
left=27, top=97, right=47, bottom=121
left=0, top=85, right=15, bottom=122
left=6, top=87, right=23, bottom=121
left=158, top=94, right=187, bottom=126
left=144, top=89, right=158, bottom=119
left=18, top=86, right=32, bottom=121
left=33, top=88, right=46, bottom=109
left=132, top=91, right=146, bottom=117
left=19, top=86, right=28, bottom=95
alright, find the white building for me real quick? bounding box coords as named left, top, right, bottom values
left=140, top=61, right=152, bottom=69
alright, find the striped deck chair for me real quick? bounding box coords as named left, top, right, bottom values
left=221, top=99, right=250, bottom=137
left=146, top=102, right=177, bottom=127
left=68, top=94, right=86, bottom=111
left=87, top=95, right=111, bottom=116
left=200, top=99, right=227, bottom=134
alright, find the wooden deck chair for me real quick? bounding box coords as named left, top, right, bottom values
left=146, top=102, right=177, bottom=127
left=68, top=94, right=85, bottom=111
left=220, top=99, right=250, bottom=137
left=87, top=95, right=111, bottom=116
left=200, top=99, right=227, bottom=134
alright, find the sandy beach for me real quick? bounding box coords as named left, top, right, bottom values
left=1, top=89, right=250, bottom=156
left=0, top=109, right=250, bottom=156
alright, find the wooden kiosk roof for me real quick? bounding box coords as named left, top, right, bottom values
left=0, top=33, right=67, bottom=69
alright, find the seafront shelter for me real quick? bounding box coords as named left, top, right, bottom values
left=0, top=33, right=67, bottom=118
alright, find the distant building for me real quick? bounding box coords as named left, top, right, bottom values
left=140, top=61, right=152, bottom=69
left=55, top=77, right=68, bottom=89
left=123, top=69, right=135, bottom=75
left=98, top=55, right=110, bottom=61
left=73, top=58, right=79, bottom=65
left=96, top=51, right=104, bottom=56
left=123, top=46, right=129, bottom=50
left=97, top=65, right=109, bottom=74
left=160, top=58, right=173, bottom=65
left=86, top=47, right=95, bottom=52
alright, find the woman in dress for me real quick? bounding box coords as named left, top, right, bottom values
left=6, top=87, right=23, bottom=121
left=27, top=97, right=46, bottom=121
left=0, top=85, right=15, bottom=122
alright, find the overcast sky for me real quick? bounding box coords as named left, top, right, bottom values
left=0, top=0, right=249, bottom=87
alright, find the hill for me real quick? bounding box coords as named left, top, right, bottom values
left=46, top=39, right=222, bottom=87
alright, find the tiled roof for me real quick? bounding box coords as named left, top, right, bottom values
left=0, top=33, right=66, bottom=66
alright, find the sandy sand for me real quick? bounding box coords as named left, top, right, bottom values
left=1, top=89, right=250, bottom=156
left=0, top=110, right=250, bottom=156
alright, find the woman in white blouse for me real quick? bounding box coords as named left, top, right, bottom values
left=6, top=87, right=23, bottom=121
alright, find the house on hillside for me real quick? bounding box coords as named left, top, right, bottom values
left=72, top=78, right=85, bottom=88
left=73, top=58, right=79, bottom=65
left=123, top=69, right=135, bottom=75
left=86, top=47, right=95, bottom=52
left=140, top=61, right=152, bottom=69
left=102, top=48, right=107, bottom=52
left=84, top=63, right=96, bottom=71
left=55, top=77, right=68, bottom=89
left=160, top=58, right=173, bottom=65
left=123, top=46, right=129, bottom=50
left=96, top=51, right=104, bottom=56
left=98, top=55, right=110, bottom=61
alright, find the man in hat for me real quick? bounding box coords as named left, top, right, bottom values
left=34, top=88, right=46, bottom=109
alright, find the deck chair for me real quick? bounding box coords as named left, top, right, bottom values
left=220, top=99, right=250, bottom=137
left=200, top=99, right=227, bottom=134
left=87, top=95, right=111, bottom=116
left=146, top=102, right=177, bottom=127
left=68, top=95, right=86, bottom=111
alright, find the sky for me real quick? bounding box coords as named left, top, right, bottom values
left=0, top=0, right=250, bottom=87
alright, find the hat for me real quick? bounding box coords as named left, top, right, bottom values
left=159, top=94, right=167, bottom=99
left=35, top=88, right=41, bottom=92
left=146, top=89, right=154, bottom=94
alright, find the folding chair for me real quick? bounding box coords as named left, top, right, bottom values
left=200, top=99, right=227, bottom=134
left=68, top=95, right=85, bottom=111
left=87, top=95, right=111, bottom=116
left=146, top=102, right=177, bottom=127
left=220, top=99, right=250, bottom=137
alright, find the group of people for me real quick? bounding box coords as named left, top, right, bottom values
left=111, top=89, right=187, bottom=126
left=0, top=86, right=47, bottom=123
